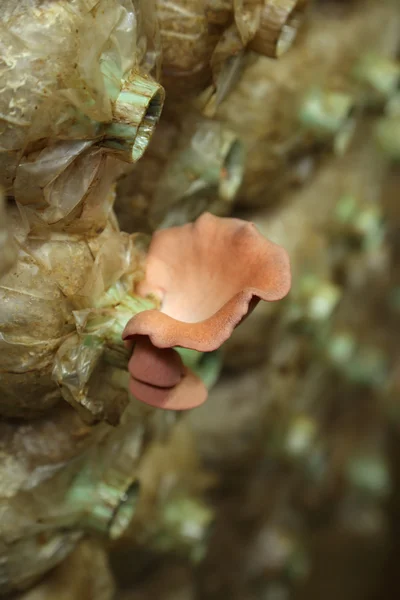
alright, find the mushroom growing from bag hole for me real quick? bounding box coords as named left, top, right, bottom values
left=122, top=213, right=291, bottom=410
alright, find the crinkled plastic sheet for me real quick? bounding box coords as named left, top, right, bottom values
left=0, top=0, right=139, bottom=165
left=0, top=210, right=148, bottom=420
left=0, top=249, right=75, bottom=372
left=47, top=225, right=152, bottom=424
left=0, top=0, right=163, bottom=232
left=53, top=283, right=155, bottom=425
left=0, top=400, right=145, bottom=594
left=15, top=145, right=129, bottom=234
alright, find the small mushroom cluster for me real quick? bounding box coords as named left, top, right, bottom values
left=123, top=213, right=291, bottom=410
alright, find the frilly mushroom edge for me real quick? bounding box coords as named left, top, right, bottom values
left=123, top=213, right=291, bottom=411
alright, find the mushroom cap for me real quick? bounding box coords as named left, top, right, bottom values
left=123, top=212, right=291, bottom=352
left=128, top=336, right=185, bottom=388
left=128, top=367, right=208, bottom=411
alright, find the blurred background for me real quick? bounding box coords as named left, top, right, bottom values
left=0, top=0, right=400, bottom=599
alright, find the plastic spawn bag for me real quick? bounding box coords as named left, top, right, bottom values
left=0, top=206, right=152, bottom=422
left=0, top=0, right=164, bottom=233
left=0, top=395, right=146, bottom=594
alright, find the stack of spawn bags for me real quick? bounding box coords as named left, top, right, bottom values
left=115, top=1, right=400, bottom=600
left=0, top=2, right=177, bottom=598
left=0, top=0, right=310, bottom=597
left=1, top=1, right=400, bottom=599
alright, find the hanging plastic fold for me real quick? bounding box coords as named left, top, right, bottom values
left=53, top=273, right=155, bottom=425
left=0, top=0, right=164, bottom=233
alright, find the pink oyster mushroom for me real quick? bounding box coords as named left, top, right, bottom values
left=122, top=212, right=291, bottom=410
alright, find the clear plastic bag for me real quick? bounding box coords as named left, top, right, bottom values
left=0, top=0, right=164, bottom=232
left=0, top=398, right=146, bottom=594
left=0, top=208, right=150, bottom=420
